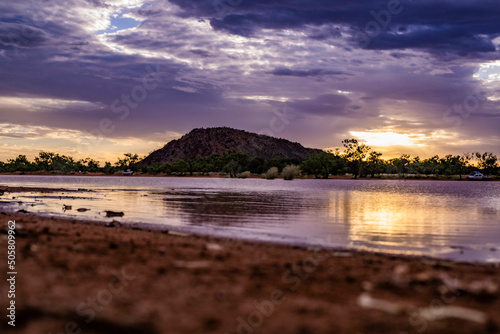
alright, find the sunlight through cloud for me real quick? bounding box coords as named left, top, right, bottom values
left=350, top=131, right=426, bottom=147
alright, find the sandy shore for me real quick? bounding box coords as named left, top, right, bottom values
left=0, top=210, right=499, bottom=334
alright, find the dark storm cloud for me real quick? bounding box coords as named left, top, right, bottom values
left=365, top=28, right=496, bottom=55
left=307, top=25, right=342, bottom=40
left=189, top=49, right=212, bottom=57
left=269, top=67, right=345, bottom=77
left=137, top=8, right=163, bottom=17
left=288, top=94, right=352, bottom=115
left=171, top=0, right=500, bottom=56
left=0, top=22, right=50, bottom=49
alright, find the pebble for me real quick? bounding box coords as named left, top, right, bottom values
left=206, top=243, right=223, bottom=251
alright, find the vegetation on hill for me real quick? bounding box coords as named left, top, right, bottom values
left=141, top=127, right=322, bottom=165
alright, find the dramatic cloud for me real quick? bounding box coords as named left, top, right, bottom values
left=0, top=0, right=499, bottom=161
left=269, top=68, right=346, bottom=77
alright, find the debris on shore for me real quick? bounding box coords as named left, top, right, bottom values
left=77, top=208, right=90, bottom=212
left=104, top=210, right=124, bottom=217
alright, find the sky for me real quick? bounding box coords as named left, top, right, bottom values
left=0, top=0, right=499, bottom=162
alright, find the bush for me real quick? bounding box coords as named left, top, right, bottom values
left=236, top=171, right=251, bottom=179
left=282, top=164, right=300, bottom=180
left=265, top=167, right=279, bottom=180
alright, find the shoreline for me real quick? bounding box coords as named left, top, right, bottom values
left=1, top=210, right=499, bottom=333
left=1, top=172, right=498, bottom=181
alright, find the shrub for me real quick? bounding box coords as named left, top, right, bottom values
left=236, top=171, right=251, bottom=179
left=282, top=164, right=300, bottom=180
left=265, top=167, right=279, bottom=180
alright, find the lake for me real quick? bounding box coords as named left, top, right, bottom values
left=1, top=175, right=499, bottom=262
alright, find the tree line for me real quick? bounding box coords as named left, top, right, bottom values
left=300, top=140, right=498, bottom=179
left=0, top=139, right=498, bottom=179
left=0, top=152, right=141, bottom=174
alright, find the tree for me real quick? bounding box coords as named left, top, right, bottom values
left=397, top=154, right=411, bottom=176
left=475, top=152, right=498, bottom=175
left=440, top=155, right=461, bottom=178
left=342, top=139, right=370, bottom=179
left=457, top=153, right=473, bottom=180
left=33, top=151, right=75, bottom=172
left=248, top=157, right=266, bottom=174
left=438, top=154, right=472, bottom=179
left=366, top=151, right=383, bottom=177
left=81, top=158, right=99, bottom=172
left=103, top=162, right=115, bottom=174
left=224, top=159, right=241, bottom=178
left=409, top=156, right=424, bottom=175
left=8, top=155, right=30, bottom=173
left=301, top=151, right=339, bottom=179
left=422, top=155, right=440, bottom=175
left=35, top=151, right=55, bottom=171
left=171, top=160, right=189, bottom=175
left=115, top=153, right=140, bottom=169
left=52, top=154, right=74, bottom=172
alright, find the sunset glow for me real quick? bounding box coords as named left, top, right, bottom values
left=350, top=131, right=426, bottom=148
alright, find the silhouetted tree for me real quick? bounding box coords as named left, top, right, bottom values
left=366, top=151, right=383, bottom=177
left=115, top=153, right=140, bottom=169
left=475, top=152, right=498, bottom=175
left=342, top=139, right=370, bottom=179
left=8, top=155, right=30, bottom=174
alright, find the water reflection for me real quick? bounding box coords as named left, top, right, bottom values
left=0, top=175, right=499, bottom=262
left=159, top=190, right=312, bottom=227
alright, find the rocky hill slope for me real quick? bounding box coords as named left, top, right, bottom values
left=141, top=127, right=322, bottom=165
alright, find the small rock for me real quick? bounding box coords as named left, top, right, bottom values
left=416, top=305, right=487, bottom=324
left=105, top=210, right=124, bottom=217
left=394, top=264, right=409, bottom=275
left=413, top=271, right=434, bottom=282
left=362, top=281, right=374, bottom=292
left=105, top=220, right=122, bottom=227
left=332, top=252, right=352, bottom=257
left=13, top=223, right=28, bottom=237
left=77, top=208, right=90, bottom=212
left=466, top=280, right=498, bottom=295
left=157, top=246, right=167, bottom=254
left=174, top=260, right=211, bottom=269
left=206, top=243, right=223, bottom=251
left=357, top=293, right=405, bottom=315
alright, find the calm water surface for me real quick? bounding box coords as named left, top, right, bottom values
left=1, top=175, right=499, bottom=262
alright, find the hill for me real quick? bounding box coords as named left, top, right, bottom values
left=141, top=127, right=322, bottom=165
